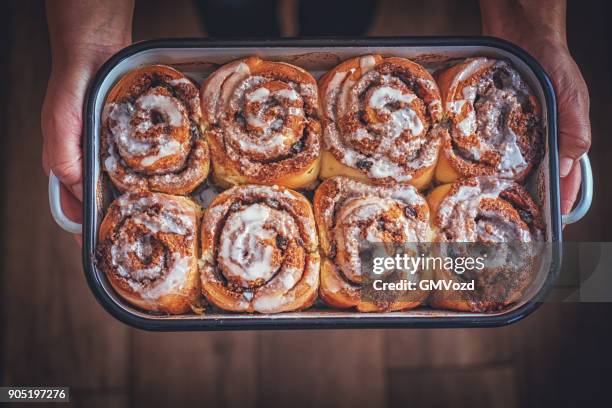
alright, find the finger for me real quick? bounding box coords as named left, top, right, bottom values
left=560, top=160, right=581, bottom=215
left=42, top=77, right=88, bottom=202
left=557, top=66, right=591, bottom=177
left=60, top=182, right=83, bottom=224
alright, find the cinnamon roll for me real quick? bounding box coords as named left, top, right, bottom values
left=102, top=65, right=210, bottom=194
left=201, top=57, right=321, bottom=190
left=427, top=176, right=545, bottom=312
left=313, top=176, right=433, bottom=312
left=436, top=58, right=543, bottom=182
left=319, top=55, right=443, bottom=189
left=200, top=184, right=320, bottom=313
left=97, top=192, right=202, bottom=314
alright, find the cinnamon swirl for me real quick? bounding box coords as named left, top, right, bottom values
left=319, top=55, right=443, bottom=189
left=436, top=58, right=543, bottom=182
left=200, top=184, right=320, bottom=313
left=102, top=65, right=210, bottom=194
left=427, top=176, right=545, bottom=312
left=201, top=57, right=321, bottom=190
left=97, top=192, right=203, bottom=314
left=313, top=177, right=433, bottom=312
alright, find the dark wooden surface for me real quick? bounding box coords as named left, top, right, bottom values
left=1, top=1, right=612, bottom=407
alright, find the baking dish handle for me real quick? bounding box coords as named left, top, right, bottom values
left=48, top=170, right=83, bottom=234
left=562, top=154, right=593, bottom=225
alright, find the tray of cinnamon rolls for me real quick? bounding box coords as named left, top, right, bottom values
left=74, top=38, right=567, bottom=329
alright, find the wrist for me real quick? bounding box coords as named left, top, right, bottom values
left=50, top=41, right=127, bottom=74
left=45, top=0, right=133, bottom=70
left=479, top=0, right=567, bottom=54
left=484, top=24, right=568, bottom=58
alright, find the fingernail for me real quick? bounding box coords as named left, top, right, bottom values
left=559, top=158, right=573, bottom=178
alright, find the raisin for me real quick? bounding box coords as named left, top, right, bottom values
left=329, top=243, right=337, bottom=259
left=356, top=159, right=372, bottom=170
left=276, top=235, right=288, bottom=250
left=151, top=110, right=164, bottom=125
left=387, top=101, right=403, bottom=111
left=190, top=123, right=201, bottom=140
left=404, top=205, right=417, bottom=218
left=234, top=111, right=245, bottom=125
left=359, top=110, right=369, bottom=125
left=291, top=140, right=304, bottom=155
left=493, top=70, right=507, bottom=89
left=518, top=209, right=533, bottom=224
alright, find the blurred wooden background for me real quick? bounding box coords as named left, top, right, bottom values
left=1, top=0, right=612, bottom=407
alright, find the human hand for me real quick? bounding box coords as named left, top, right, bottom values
left=42, top=0, right=133, bottom=242
left=42, top=48, right=120, bottom=243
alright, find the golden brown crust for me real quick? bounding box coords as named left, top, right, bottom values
left=200, top=57, right=321, bottom=189
left=436, top=58, right=543, bottom=182
left=319, top=55, right=443, bottom=189
left=200, top=184, right=320, bottom=313
left=426, top=176, right=545, bottom=312
left=97, top=192, right=203, bottom=314
left=313, top=176, right=432, bottom=312
left=101, top=65, right=210, bottom=195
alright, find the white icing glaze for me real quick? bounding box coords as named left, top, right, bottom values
left=450, top=58, right=492, bottom=95
left=140, top=139, right=181, bottom=167
left=246, top=87, right=270, bottom=102
left=202, top=61, right=251, bottom=123
left=107, top=193, right=197, bottom=301
left=137, top=93, right=184, bottom=127
left=104, top=143, right=119, bottom=172
left=369, top=87, right=415, bottom=109
left=457, top=110, right=476, bottom=136
left=446, top=100, right=465, bottom=115
left=200, top=184, right=319, bottom=313
left=499, top=129, right=527, bottom=171
left=323, top=57, right=441, bottom=182
left=360, top=55, right=377, bottom=72
left=201, top=60, right=320, bottom=177
left=325, top=179, right=430, bottom=285
left=447, top=59, right=535, bottom=178
left=217, top=62, right=252, bottom=122
left=218, top=204, right=279, bottom=285
left=276, top=88, right=300, bottom=101
left=104, top=81, right=193, bottom=176
left=142, top=253, right=191, bottom=300
left=437, top=177, right=532, bottom=242
left=168, top=77, right=193, bottom=87
left=320, top=177, right=426, bottom=226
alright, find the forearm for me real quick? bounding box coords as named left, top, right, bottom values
left=479, top=0, right=566, bottom=47
left=45, top=0, right=135, bottom=67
